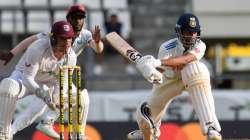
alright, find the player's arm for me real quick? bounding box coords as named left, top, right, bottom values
left=89, top=25, right=104, bottom=53
left=89, top=39, right=104, bottom=53
left=104, top=32, right=162, bottom=84
left=0, top=50, right=13, bottom=65
left=73, top=28, right=103, bottom=56
left=0, top=34, right=39, bottom=65
left=22, top=45, right=56, bottom=109
left=21, top=45, right=41, bottom=92
left=160, top=53, right=196, bottom=67
left=135, top=54, right=195, bottom=83
left=11, top=34, right=39, bottom=56
left=162, top=42, right=206, bottom=69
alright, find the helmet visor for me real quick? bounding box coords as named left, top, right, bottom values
left=179, top=32, right=200, bottom=48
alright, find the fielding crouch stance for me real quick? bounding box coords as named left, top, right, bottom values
left=0, top=21, right=77, bottom=140
left=3, top=4, right=103, bottom=140
left=127, top=13, right=222, bottom=140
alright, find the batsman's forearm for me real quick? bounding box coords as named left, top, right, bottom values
left=161, top=54, right=196, bottom=67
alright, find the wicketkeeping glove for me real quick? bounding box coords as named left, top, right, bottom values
left=35, top=85, right=56, bottom=110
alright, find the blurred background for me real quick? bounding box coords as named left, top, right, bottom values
left=0, top=0, right=250, bottom=140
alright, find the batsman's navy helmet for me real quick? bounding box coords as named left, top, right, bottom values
left=175, top=13, right=201, bottom=48
left=175, top=13, right=200, bottom=33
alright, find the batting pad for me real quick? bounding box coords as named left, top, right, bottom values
left=72, top=89, right=89, bottom=136
left=80, top=89, right=89, bottom=134
left=181, top=61, right=221, bottom=134
left=0, top=78, right=20, bottom=136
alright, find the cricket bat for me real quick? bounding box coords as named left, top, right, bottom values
left=105, top=32, right=165, bottom=73
left=105, top=32, right=142, bottom=63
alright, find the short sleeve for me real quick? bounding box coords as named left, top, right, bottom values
left=158, top=40, right=177, bottom=59
left=188, top=40, right=206, bottom=60
left=72, top=29, right=93, bottom=55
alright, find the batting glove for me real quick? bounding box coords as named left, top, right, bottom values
left=136, top=63, right=163, bottom=84
left=136, top=55, right=163, bottom=84
left=136, top=55, right=161, bottom=68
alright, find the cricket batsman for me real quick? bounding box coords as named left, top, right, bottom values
left=0, top=4, right=103, bottom=139
left=127, top=13, right=222, bottom=140
left=0, top=20, right=77, bottom=140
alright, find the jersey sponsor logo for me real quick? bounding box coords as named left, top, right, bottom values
left=165, top=41, right=177, bottom=50
left=126, top=49, right=142, bottom=62
left=25, top=62, right=31, bottom=67
left=194, top=48, right=200, bottom=53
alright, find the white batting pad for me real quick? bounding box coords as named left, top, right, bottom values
left=181, top=61, right=221, bottom=134
left=0, top=78, right=20, bottom=137
left=72, top=89, right=90, bottom=136
left=79, top=89, right=89, bottom=134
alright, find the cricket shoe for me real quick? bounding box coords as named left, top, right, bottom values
left=36, top=121, right=60, bottom=140
left=127, top=130, right=143, bottom=140
left=136, top=102, right=160, bottom=140
left=207, top=127, right=222, bottom=140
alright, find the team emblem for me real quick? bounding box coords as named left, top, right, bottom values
left=63, top=25, right=70, bottom=32
left=189, top=17, right=196, bottom=28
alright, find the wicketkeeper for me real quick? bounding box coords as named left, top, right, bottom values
left=0, top=20, right=77, bottom=140
left=1, top=4, right=103, bottom=140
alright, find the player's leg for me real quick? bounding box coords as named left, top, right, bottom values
left=36, top=68, right=73, bottom=139
left=12, top=82, right=56, bottom=136
left=181, top=61, right=221, bottom=140
left=72, top=89, right=90, bottom=139
left=0, top=78, right=24, bottom=139
left=11, top=95, right=47, bottom=135
left=35, top=83, right=70, bottom=139
left=35, top=108, right=60, bottom=139
left=128, top=79, right=184, bottom=140
left=36, top=85, right=90, bottom=139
